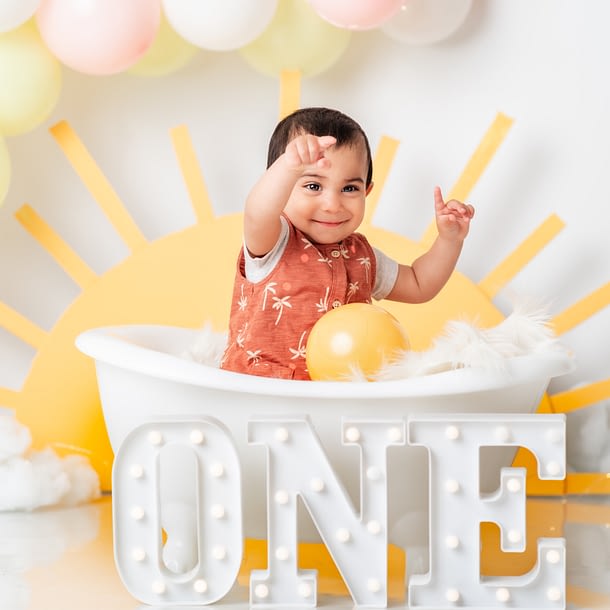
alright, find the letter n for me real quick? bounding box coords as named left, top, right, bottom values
left=248, top=415, right=405, bottom=607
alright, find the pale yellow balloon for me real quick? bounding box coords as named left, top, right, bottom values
left=0, top=136, right=10, bottom=207
left=0, top=21, right=62, bottom=136
left=128, top=13, right=198, bottom=77
left=306, top=303, right=410, bottom=381
left=240, top=0, right=351, bottom=78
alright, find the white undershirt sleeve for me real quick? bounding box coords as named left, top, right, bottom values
left=243, top=216, right=290, bottom=283
left=372, top=247, right=399, bottom=301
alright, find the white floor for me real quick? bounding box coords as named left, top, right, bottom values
left=2, top=495, right=609, bottom=610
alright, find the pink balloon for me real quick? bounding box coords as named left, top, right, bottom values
left=36, top=0, right=161, bottom=75
left=308, top=0, right=404, bottom=30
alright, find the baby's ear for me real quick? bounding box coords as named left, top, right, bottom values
left=366, top=182, right=374, bottom=196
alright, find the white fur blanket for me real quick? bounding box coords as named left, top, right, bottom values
left=185, top=303, right=567, bottom=380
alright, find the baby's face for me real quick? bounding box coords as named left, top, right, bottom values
left=283, top=141, right=372, bottom=244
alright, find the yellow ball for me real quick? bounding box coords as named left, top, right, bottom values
left=306, top=303, right=409, bottom=381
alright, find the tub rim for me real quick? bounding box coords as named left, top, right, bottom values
left=76, top=324, right=575, bottom=400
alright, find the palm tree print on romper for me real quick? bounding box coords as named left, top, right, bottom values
left=272, top=295, right=292, bottom=324
left=289, top=330, right=307, bottom=361
left=261, top=281, right=277, bottom=311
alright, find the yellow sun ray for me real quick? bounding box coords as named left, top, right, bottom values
left=50, top=121, right=148, bottom=252
left=279, top=69, right=301, bottom=120
left=170, top=70, right=303, bottom=226
left=549, top=378, right=610, bottom=413
left=567, top=586, right=610, bottom=609
left=14, top=204, right=98, bottom=290
left=552, top=377, right=610, bottom=490
left=420, top=112, right=514, bottom=249
left=170, top=125, right=215, bottom=224
left=566, top=473, right=610, bottom=495
left=565, top=500, right=610, bottom=524
left=520, top=373, right=610, bottom=495
left=551, top=281, right=610, bottom=335
left=0, top=300, right=48, bottom=349
left=477, top=214, right=565, bottom=299
left=364, top=135, right=400, bottom=228
left=0, top=387, right=19, bottom=405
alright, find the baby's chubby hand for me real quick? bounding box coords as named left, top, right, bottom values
left=283, top=134, right=336, bottom=173
left=434, top=186, right=475, bottom=241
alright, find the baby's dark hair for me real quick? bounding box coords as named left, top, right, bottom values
left=267, top=107, right=373, bottom=187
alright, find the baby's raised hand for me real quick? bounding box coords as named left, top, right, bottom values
left=434, top=186, right=475, bottom=241
left=284, top=134, right=336, bottom=172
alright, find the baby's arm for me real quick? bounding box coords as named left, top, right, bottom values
left=244, top=134, right=336, bottom=257
left=386, top=186, right=474, bottom=303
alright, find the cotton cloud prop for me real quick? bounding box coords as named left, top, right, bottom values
left=0, top=408, right=100, bottom=511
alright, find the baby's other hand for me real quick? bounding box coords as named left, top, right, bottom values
left=434, top=186, right=475, bottom=241
left=284, top=134, right=336, bottom=173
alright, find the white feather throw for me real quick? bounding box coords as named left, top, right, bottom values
left=376, top=302, right=563, bottom=380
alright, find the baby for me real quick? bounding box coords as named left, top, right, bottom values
left=221, top=107, right=474, bottom=380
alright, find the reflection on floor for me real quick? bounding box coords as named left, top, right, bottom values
left=1, top=495, right=608, bottom=610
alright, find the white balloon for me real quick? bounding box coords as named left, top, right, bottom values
left=382, top=0, right=472, bottom=46
left=0, top=0, right=40, bottom=33
left=162, top=0, right=278, bottom=51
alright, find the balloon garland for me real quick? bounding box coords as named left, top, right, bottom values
left=0, top=0, right=472, bottom=206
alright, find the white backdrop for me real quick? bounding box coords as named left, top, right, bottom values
left=1, top=0, right=609, bottom=403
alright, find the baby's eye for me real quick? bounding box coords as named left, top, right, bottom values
left=304, top=183, right=321, bottom=191
left=342, top=184, right=359, bottom=192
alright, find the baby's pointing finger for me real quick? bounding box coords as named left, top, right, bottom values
left=292, top=137, right=311, bottom=162
left=306, top=137, right=322, bottom=163
left=318, top=135, right=337, bottom=149
left=433, top=186, right=445, bottom=210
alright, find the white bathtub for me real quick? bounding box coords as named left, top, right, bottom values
left=76, top=323, right=573, bottom=550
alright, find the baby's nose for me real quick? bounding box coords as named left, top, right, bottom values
left=321, top=192, right=341, bottom=211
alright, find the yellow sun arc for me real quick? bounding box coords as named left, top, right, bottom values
left=0, top=73, right=608, bottom=498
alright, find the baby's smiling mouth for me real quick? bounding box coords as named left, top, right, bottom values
left=313, top=219, right=346, bottom=227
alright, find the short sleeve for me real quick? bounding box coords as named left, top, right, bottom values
left=243, top=216, right=290, bottom=282
left=372, top=247, right=399, bottom=300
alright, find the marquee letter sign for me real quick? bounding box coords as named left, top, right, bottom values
left=407, top=414, right=566, bottom=609
left=248, top=416, right=405, bottom=606
left=112, top=413, right=566, bottom=608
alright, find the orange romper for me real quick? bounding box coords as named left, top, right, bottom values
left=222, top=219, right=377, bottom=380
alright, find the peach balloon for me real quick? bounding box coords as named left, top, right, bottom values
left=306, top=303, right=410, bottom=381
left=308, top=0, right=404, bottom=31
left=36, top=0, right=161, bottom=75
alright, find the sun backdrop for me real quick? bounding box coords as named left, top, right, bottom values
left=0, top=72, right=608, bottom=494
